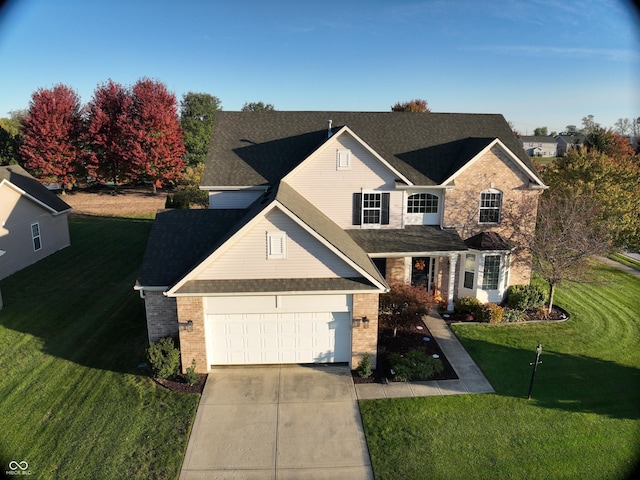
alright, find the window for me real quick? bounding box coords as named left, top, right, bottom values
left=352, top=192, right=390, bottom=226
left=481, top=255, right=501, bottom=290
left=31, top=223, right=41, bottom=251
left=463, top=253, right=476, bottom=289
left=267, top=232, right=287, bottom=259
left=407, top=193, right=438, bottom=214
left=336, top=149, right=351, bottom=170
left=479, top=189, right=502, bottom=224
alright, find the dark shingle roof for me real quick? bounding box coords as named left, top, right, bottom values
left=137, top=209, right=247, bottom=287
left=202, top=111, right=542, bottom=187
left=0, top=165, right=71, bottom=213
left=464, top=231, right=515, bottom=251
left=348, top=226, right=468, bottom=254
left=174, top=277, right=378, bottom=295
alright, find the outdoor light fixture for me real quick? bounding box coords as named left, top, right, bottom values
left=527, top=343, right=543, bottom=400
left=179, top=320, right=194, bottom=332
left=352, top=318, right=361, bottom=328
left=362, top=316, right=370, bottom=329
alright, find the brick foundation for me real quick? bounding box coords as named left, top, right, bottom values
left=144, top=291, right=178, bottom=343
left=351, top=293, right=379, bottom=369
left=176, top=297, right=208, bottom=374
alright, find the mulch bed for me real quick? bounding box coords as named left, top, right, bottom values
left=440, top=305, right=569, bottom=324
left=154, top=374, right=208, bottom=394
left=352, top=315, right=458, bottom=384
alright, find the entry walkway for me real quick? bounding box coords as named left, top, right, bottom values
left=355, top=313, right=495, bottom=400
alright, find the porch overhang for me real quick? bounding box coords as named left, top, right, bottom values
left=346, top=225, right=468, bottom=256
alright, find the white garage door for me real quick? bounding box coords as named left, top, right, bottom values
left=204, top=295, right=351, bottom=366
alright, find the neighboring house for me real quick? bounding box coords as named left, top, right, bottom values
left=136, top=112, right=547, bottom=373
left=556, top=133, right=585, bottom=156
left=519, top=136, right=557, bottom=157
left=0, top=165, right=72, bottom=280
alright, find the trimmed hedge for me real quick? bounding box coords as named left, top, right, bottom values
left=506, top=284, right=546, bottom=310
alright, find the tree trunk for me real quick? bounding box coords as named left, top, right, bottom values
left=548, top=282, right=556, bottom=314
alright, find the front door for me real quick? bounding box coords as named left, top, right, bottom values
left=411, top=257, right=436, bottom=291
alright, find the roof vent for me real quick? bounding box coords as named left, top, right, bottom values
left=327, top=119, right=332, bottom=138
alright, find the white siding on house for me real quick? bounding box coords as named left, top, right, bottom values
left=403, top=190, right=442, bottom=226
left=285, top=133, right=403, bottom=229
left=208, top=189, right=264, bottom=209
left=194, top=208, right=361, bottom=280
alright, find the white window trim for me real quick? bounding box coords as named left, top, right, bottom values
left=31, top=222, right=42, bottom=252
left=361, top=190, right=382, bottom=227
left=336, top=149, right=351, bottom=170
left=480, top=254, right=502, bottom=291
left=267, top=231, right=287, bottom=259
left=406, top=192, right=439, bottom=214
left=478, top=188, right=502, bottom=224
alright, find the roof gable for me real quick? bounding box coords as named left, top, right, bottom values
left=201, top=111, right=544, bottom=188
left=0, top=165, right=71, bottom=214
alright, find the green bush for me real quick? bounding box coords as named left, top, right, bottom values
left=503, top=308, right=526, bottom=323
left=184, top=359, right=199, bottom=385
left=388, top=350, right=444, bottom=381
left=506, top=284, right=546, bottom=310
left=146, top=337, right=180, bottom=379
left=455, top=296, right=482, bottom=316
left=484, top=303, right=504, bottom=323
left=356, top=352, right=373, bottom=378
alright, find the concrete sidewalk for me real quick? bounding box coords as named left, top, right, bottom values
left=355, top=313, right=494, bottom=400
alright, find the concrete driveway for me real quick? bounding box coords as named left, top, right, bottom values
left=180, top=364, right=373, bottom=480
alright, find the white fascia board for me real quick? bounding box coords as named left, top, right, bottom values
left=1, top=179, right=65, bottom=215
left=394, top=184, right=449, bottom=190
left=171, top=287, right=387, bottom=297
left=167, top=201, right=277, bottom=295
left=275, top=201, right=389, bottom=291
left=282, top=126, right=414, bottom=186
left=440, top=138, right=548, bottom=189
left=368, top=250, right=467, bottom=258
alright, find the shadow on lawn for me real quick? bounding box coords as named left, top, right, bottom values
left=459, top=337, right=640, bottom=420
left=0, top=215, right=154, bottom=376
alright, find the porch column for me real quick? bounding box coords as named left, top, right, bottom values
left=447, top=253, right=458, bottom=311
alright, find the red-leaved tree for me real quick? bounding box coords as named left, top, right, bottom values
left=19, top=84, right=84, bottom=190
left=131, top=78, right=185, bottom=192
left=85, top=79, right=138, bottom=186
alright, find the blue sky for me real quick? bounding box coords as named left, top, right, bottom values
left=0, top=0, right=638, bottom=134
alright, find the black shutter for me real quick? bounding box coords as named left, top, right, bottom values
left=352, top=193, right=362, bottom=225
left=381, top=193, right=390, bottom=225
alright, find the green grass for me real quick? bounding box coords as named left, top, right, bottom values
left=609, top=253, right=640, bottom=271
left=360, top=264, right=640, bottom=480
left=0, top=215, right=200, bottom=479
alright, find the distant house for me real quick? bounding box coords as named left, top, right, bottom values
left=0, top=165, right=71, bottom=280
left=519, top=136, right=557, bottom=157
left=136, top=111, right=547, bottom=373
left=556, top=134, right=586, bottom=156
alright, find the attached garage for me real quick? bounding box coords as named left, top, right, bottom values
left=204, top=294, right=352, bottom=366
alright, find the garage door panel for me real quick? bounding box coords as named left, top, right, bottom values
left=206, top=308, right=351, bottom=366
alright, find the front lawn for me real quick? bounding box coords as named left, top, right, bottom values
left=360, top=264, right=640, bottom=479
left=0, top=215, right=200, bottom=479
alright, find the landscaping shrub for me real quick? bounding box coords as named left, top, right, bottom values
left=146, top=337, right=180, bottom=379
left=484, top=303, right=504, bottom=323
left=184, top=359, right=199, bottom=385
left=379, top=283, right=433, bottom=336
left=502, top=308, right=526, bottom=323
left=506, top=284, right=546, bottom=310
left=356, top=352, right=373, bottom=378
left=388, top=350, right=444, bottom=381
left=455, top=296, right=482, bottom=317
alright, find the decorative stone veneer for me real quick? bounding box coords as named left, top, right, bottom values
left=144, top=291, right=178, bottom=343
left=176, top=297, right=208, bottom=374
left=351, top=293, right=379, bottom=369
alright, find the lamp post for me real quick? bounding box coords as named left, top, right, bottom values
left=527, top=343, right=543, bottom=400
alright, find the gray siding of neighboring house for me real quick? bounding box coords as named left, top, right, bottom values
left=0, top=185, right=71, bottom=280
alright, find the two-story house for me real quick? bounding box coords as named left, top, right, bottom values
left=136, top=111, right=547, bottom=373
left=519, top=135, right=558, bottom=157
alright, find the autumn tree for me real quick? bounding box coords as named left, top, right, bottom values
left=241, top=101, right=275, bottom=112
left=391, top=99, right=430, bottom=112
left=131, top=78, right=185, bottom=192
left=542, top=148, right=640, bottom=249
left=18, top=85, right=84, bottom=189
left=85, top=79, right=138, bottom=186
left=531, top=190, right=611, bottom=313
left=585, top=127, right=636, bottom=159
left=180, top=92, right=221, bottom=166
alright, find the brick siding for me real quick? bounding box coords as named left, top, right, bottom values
left=144, top=291, right=178, bottom=343
left=351, top=293, right=379, bottom=368
left=176, top=297, right=208, bottom=374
